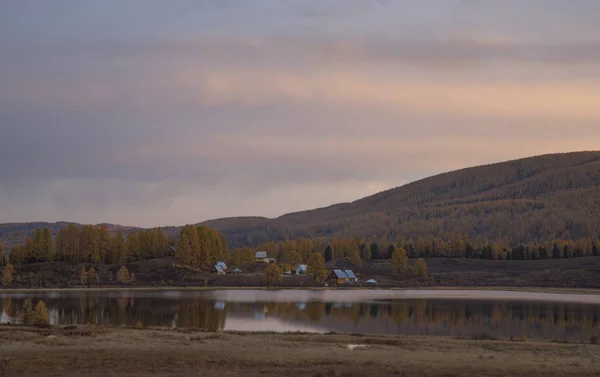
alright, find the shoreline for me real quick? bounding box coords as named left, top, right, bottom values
left=2, top=285, right=600, bottom=295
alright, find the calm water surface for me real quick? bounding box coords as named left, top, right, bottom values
left=2, top=289, right=600, bottom=341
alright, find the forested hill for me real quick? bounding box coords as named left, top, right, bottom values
left=2, top=151, right=600, bottom=249
left=201, top=151, right=600, bottom=247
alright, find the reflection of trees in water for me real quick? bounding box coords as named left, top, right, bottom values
left=0, top=295, right=227, bottom=330
left=1, top=294, right=600, bottom=341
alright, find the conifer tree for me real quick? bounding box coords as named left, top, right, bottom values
left=21, top=299, right=34, bottom=325
left=324, top=245, right=333, bottom=262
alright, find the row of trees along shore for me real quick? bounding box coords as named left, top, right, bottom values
left=2, top=226, right=600, bottom=268
left=229, top=236, right=600, bottom=266
left=0, top=224, right=229, bottom=268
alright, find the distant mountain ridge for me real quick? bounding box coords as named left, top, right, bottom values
left=200, top=151, right=600, bottom=246
left=2, top=151, right=600, bottom=249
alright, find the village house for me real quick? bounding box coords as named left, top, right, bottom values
left=214, top=265, right=226, bottom=275
left=296, top=264, right=307, bottom=275
left=255, top=251, right=269, bottom=263
left=330, top=269, right=358, bottom=284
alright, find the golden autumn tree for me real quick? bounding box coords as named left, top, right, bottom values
left=349, top=251, right=362, bottom=267
left=116, top=265, right=131, bottom=283
left=127, top=232, right=141, bottom=262
left=415, top=258, right=428, bottom=278
left=175, top=233, right=191, bottom=266
left=307, top=252, right=328, bottom=283
left=2, top=263, right=15, bottom=286
left=34, top=300, right=49, bottom=324
left=392, top=248, right=409, bottom=273
left=264, top=264, right=282, bottom=287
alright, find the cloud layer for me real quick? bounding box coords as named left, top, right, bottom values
left=1, top=0, right=600, bottom=226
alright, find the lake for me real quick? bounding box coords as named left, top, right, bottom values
left=2, top=289, right=600, bottom=341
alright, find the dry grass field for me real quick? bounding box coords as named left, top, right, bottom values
left=0, top=325, right=599, bottom=376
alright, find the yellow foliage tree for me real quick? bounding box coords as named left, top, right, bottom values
left=264, top=264, right=282, bottom=287
left=392, top=248, right=409, bottom=273
left=34, top=300, right=49, bottom=324
left=349, top=251, right=362, bottom=267
left=307, top=252, right=328, bottom=283
left=2, top=263, right=15, bottom=286
left=116, top=265, right=131, bottom=283
left=415, top=258, right=428, bottom=278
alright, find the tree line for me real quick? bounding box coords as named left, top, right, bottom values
left=1, top=224, right=230, bottom=270
left=229, top=234, right=600, bottom=266
left=2, top=225, right=173, bottom=265
left=3, top=226, right=600, bottom=270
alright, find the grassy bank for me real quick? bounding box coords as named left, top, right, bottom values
left=0, top=326, right=598, bottom=377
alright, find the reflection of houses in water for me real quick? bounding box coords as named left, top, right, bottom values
left=253, top=304, right=268, bottom=319
left=0, top=312, right=10, bottom=324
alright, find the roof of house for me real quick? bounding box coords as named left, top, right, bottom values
left=169, top=245, right=176, bottom=251
left=297, top=264, right=307, bottom=271
left=333, top=269, right=348, bottom=279
left=345, top=270, right=357, bottom=279
left=255, top=251, right=268, bottom=258
left=215, top=266, right=225, bottom=274
left=215, top=261, right=227, bottom=268
left=366, top=279, right=377, bottom=283
left=233, top=268, right=242, bottom=272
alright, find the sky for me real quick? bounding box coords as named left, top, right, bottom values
left=1, top=0, right=600, bottom=227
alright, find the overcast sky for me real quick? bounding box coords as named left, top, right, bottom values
left=1, top=0, right=600, bottom=227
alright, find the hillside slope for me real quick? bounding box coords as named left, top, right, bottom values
left=3, top=151, right=600, bottom=249
left=201, top=151, right=600, bottom=246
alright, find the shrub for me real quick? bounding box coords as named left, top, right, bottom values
left=116, top=265, right=131, bottom=283
left=520, top=336, right=527, bottom=342
left=34, top=300, right=49, bottom=324
left=87, top=267, right=99, bottom=286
